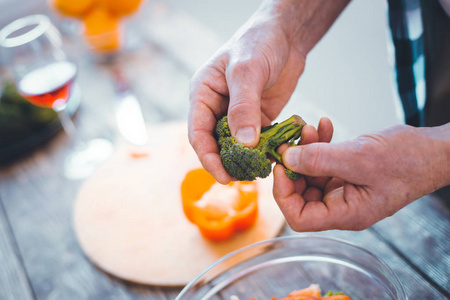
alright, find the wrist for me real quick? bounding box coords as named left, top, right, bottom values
left=258, top=0, right=349, bottom=57
left=422, top=123, right=450, bottom=189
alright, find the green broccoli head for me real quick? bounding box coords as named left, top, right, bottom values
left=220, top=136, right=272, bottom=181
left=215, top=115, right=231, bottom=139
left=215, top=115, right=306, bottom=181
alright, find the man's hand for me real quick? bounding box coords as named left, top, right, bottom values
left=188, top=9, right=305, bottom=184
left=188, top=0, right=349, bottom=184
left=273, top=123, right=450, bottom=231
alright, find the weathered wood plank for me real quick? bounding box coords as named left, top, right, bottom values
left=0, top=149, right=182, bottom=299
left=371, top=193, right=450, bottom=297
left=0, top=40, right=190, bottom=300
left=0, top=3, right=219, bottom=299
left=0, top=193, right=34, bottom=300
left=283, top=228, right=447, bottom=299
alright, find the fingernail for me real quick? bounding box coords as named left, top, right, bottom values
left=285, top=147, right=301, bottom=167
left=236, top=126, right=256, bottom=145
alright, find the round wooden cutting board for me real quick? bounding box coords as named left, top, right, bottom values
left=73, top=122, right=285, bottom=286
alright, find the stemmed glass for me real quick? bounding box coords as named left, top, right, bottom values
left=0, top=14, right=113, bottom=179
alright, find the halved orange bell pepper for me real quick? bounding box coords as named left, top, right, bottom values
left=181, top=168, right=258, bottom=242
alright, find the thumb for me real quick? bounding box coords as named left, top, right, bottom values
left=226, top=62, right=266, bottom=147
left=282, top=142, right=358, bottom=180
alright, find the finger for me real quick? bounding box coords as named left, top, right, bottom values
left=300, top=117, right=334, bottom=189
left=305, top=175, right=331, bottom=190
left=302, top=186, right=323, bottom=202
left=293, top=174, right=307, bottom=193
left=277, top=143, right=289, bottom=155
left=317, top=117, right=334, bottom=143
left=324, top=177, right=345, bottom=194
left=277, top=124, right=317, bottom=162
left=320, top=185, right=370, bottom=230
left=273, top=165, right=330, bottom=232
left=274, top=165, right=372, bottom=232
left=190, top=61, right=230, bottom=114
left=282, top=187, right=351, bottom=232
left=273, top=164, right=308, bottom=195
left=273, top=163, right=308, bottom=193
left=274, top=164, right=363, bottom=232
left=282, top=142, right=363, bottom=183
left=296, top=124, right=331, bottom=190
left=189, top=78, right=232, bottom=184
left=226, top=60, right=267, bottom=147
left=188, top=111, right=233, bottom=184
left=299, top=125, right=319, bottom=145
left=273, top=164, right=308, bottom=223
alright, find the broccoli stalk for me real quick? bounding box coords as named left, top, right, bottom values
left=215, top=115, right=306, bottom=181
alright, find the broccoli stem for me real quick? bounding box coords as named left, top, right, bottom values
left=256, top=115, right=306, bottom=164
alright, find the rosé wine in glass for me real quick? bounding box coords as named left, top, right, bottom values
left=17, top=61, right=77, bottom=110
left=0, top=14, right=112, bottom=179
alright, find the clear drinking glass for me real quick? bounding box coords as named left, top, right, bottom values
left=0, top=14, right=113, bottom=179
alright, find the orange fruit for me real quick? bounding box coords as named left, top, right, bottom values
left=83, top=7, right=120, bottom=36
left=101, top=0, right=143, bottom=17
left=50, top=0, right=94, bottom=18
left=82, top=7, right=122, bottom=51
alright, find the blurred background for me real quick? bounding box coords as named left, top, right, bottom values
left=1, top=2, right=448, bottom=300
left=0, top=0, right=402, bottom=146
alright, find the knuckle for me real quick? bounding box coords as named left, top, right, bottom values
left=347, top=218, right=369, bottom=231
left=286, top=218, right=302, bottom=232
left=301, top=145, right=324, bottom=174
left=189, top=78, right=199, bottom=98
left=230, top=59, right=252, bottom=74
left=353, top=135, right=388, bottom=171
left=228, top=95, right=258, bottom=111
left=190, top=68, right=201, bottom=86
left=190, top=64, right=208, bottom=89
left=228, top=58, right=261, bottom=81
left=187, top=128, right=196, bottom=148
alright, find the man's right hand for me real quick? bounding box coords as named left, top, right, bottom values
left=188, top=0, right=349, bottom=183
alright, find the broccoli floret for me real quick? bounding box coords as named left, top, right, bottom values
left=215, top=115, right=306, bottom=181
left=285, top=168, right=303, bottom=181
left=215, top=115, right=231, bottom=139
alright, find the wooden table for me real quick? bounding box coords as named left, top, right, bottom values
left=0, top=2, right=449, bottom=299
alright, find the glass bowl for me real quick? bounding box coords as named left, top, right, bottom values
left=176, top=235, right=407, bottom=300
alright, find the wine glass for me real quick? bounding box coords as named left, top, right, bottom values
left=0, top=14, right=113, bottom=179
